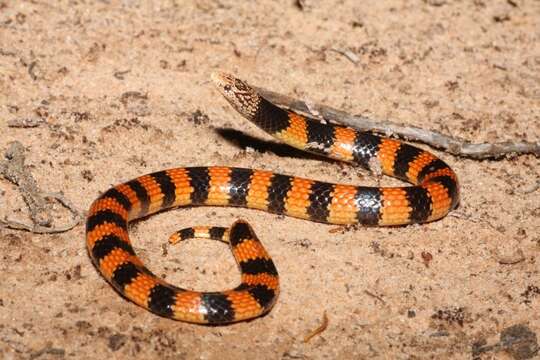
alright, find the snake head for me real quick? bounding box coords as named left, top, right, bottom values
left=211, top=72, right=261, bottom=120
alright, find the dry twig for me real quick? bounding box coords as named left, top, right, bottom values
left=329, top=48, right=360, bottom=65
left=304, top=311, right=329, bottom=343
left=364, top=290, right=386, bottom=305
left=256, top=87, right=539, bottom=159
left=0, top=141, right=81, bottom=233
left=7, top=118, right=45, bottom=128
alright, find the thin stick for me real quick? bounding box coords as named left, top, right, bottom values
left=256, top=87, right=539, bottom=159
left=364, top=290, right=386, bottom=305
left=0, top=141, right=81, bottom=234
left=304, top=311, right=329, bottom=343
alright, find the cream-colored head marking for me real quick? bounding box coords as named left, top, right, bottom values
left=211, top=72, right=261, bottom=120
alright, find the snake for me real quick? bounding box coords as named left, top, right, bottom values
left=86, top=72, right=460, bottom=325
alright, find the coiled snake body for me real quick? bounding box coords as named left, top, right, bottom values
left=86, top=72, right=459, bottom=324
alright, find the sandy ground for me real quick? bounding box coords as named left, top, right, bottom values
left=1, top=1, right=539, bottom=359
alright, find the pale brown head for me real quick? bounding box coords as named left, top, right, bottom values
left=211, top=72, right=261, bottom=120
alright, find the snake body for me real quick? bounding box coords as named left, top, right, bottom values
left=86, top=72, right=459, bottom=324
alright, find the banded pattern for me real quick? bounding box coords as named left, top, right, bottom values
left=88, top=214, right=278, bottom=324
left=86, top=72, right=459, bottom=325
left=169, top=225, right=229, bottom=244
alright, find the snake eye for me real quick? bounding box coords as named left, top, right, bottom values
left=224, top=85, right=232, bottom=91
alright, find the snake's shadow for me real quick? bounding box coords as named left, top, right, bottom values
left=215, top=128, right=331, bottom=163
